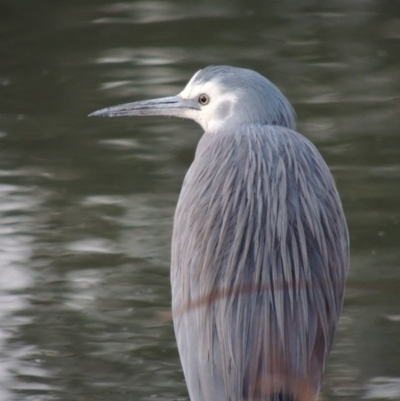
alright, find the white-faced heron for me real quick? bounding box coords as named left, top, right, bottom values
left=89, top=66, right=349, bottom=401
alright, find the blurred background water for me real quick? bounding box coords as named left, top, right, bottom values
left=0, top=0, right=399, bottom=400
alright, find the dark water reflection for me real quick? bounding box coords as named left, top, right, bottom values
left=0, top=0, right=399, bottom=400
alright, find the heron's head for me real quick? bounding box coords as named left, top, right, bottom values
left=89, top=66, right=296, bottom=134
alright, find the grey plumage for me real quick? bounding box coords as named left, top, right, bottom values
left=89, top=65, right=349, bottom=401
left=172, top=126, right=348, bottom=401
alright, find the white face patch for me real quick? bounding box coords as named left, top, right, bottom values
left=178, top=72, right=238, bottom=134
left=179, top=69, right=202, bottom=99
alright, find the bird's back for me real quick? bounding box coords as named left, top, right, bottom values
left=171, top=125, right=349, bottom=401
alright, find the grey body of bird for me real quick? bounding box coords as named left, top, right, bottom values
left=89, top=66, right=349, bottom=401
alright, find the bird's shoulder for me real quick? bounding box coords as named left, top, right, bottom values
left=200, top=124, right=315, bottom=153
left=194, top=124, right=329, bottom=180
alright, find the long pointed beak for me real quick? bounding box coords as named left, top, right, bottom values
left=88, top=95, right=199, bottom=118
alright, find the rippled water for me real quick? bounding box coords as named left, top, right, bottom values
left=0, top=1, right=399, bottom=400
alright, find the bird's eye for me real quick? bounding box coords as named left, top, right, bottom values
left=198, top=94, right=209, bottom=105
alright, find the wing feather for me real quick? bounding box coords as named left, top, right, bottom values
left=171, top=126, right=349, bottom=401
